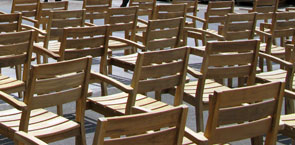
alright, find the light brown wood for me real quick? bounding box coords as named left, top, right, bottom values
left=87, top=47, right=190, bottom=117
left=11, top=0, right=40, bottom=19
left=196, top=81, right=284, bottom=144
left=172, top=0, right=198, bottom=28
left=93, top=106, right=188, bottom=145
left=0, top=56, right=91, bottom=145
left=172, top=40, right=260, bottom=132
left=83, top=0, right=112, bottom=23
left=14, top=131, right=48, bottom=145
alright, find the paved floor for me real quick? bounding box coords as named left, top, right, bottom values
left=0, top=0, right=293, bottom=144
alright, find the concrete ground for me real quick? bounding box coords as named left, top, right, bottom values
left=0, top=0, right=294, bottom=144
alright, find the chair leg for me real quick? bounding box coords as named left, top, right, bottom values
left=195, top=102, right=204, bottom=132
left=259, top=57, right=264, bottom=73
left=75, top=132, right=86, bottom=145
left=251, top=136, right=263, bottom=145
left=57, top=104, right=63, bottom=116
left=155, top=90, right=162, bottom=101
left=266, top=59, right=273, bottom=71
left=16, top=65, right=23, bottom=98
left=108, top=51, right=112, bottom=75
left=101, top=82, right=108, bottom=96
left=285, top=98, right=295, bottom=114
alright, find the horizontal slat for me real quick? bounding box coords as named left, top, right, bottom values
left=218, top=99, right=275, bottom=125
left=64, top=26, right=107, bottom=37
left=149, top=18, right=182, bottom=30
left=147, top=38, right=177, bottom=50
left=86, top=0, right=110, bottom=5
left=276, top=12, right=295, bottom=20
left=227, top=13, right=255, bottom=21
left=109, top=15, right=135, bottom=24
left=31, top=87, right=82, bottom=109
left=210, top=1, right=233, bottom=8
left=66, top=37, right=106, bottom=49
left=276, top=21, right=295, bottom=29
left=40, top=1, right=68, bottom=9
left=14, top=5, right=37, bottom=12
left=108, top=7, right=137, bottom=15
left=14, top=0, right=37, bottom=4
left=157, top=4, right=185, bottom=11
left=104, top=128, right=177, bottom=145
left=109, top=23, right=133, bottom=32
left=138, top=74, right=181, bottom=93
left=86, top=13, right=106, bottom=20
left=208, top=52, right=254, bottom=66
left=104, top=107, right=182, bottom=136
left=140, top=60, right=184, bottom=79
left=0, top=42, right=29, bottom=56
left=34, top=72, right=84, bottom=94
left=208, top=16, right=227, bottom=23
left=209, top=9, right=232, bottom=16
left=142, top=47, right=187, bottom=65
left=64, top=47, right=105, bottom=60
left=0, top=31, right=31, bottom=44
left=227, top=22, right=254, bottom=31
left=218, top=82, right=281, bottom=107
left=273, top=29, right=294, bottom=37
left=33, top=58, right=88, bottom=78
left=0, top=13, right=20, bottom=22
left=256, top=7, right=276, bottom=13
left=257, top=0, right=275, bottom=5
left=212, top=117, right=272, bottom=144
left=206, top=65, right=252, bottom=79
left=51, top=19, right=83, bottom=28
left=156, top=12, right=184, bottom=19
left=207, top=40, right=258, bottom=53
left=0, top=54, right=27, bottom=67
left=0, top=23, right=19, bottom=32
left=52, top=10, right=84, bottom=19
left=149, top=28, right=179, bottom=40
left=225, top=31, right=253, bottom=40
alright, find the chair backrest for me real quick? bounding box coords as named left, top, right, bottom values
left=172, top=0, right=198, bottom=27
left=43, top=10, right=86, bottom=47
left=142, top=17, right=184, bottom=51
left=35, top=1, right=68, bottom=30
left=200, top=40, right=260, bottom=87
left=59, top=26, right=110, bottom=74
left=0, top=30, right=34, bottom=82
left=219, top=13, right=257, bottom=40
left=83, top=0, right=112, bottom=23
left=204, top=81, right=284, bottom=144
left=153, top=4, right=187, bottom=20
left=93, top=105, right=188, bottom=145
left=105, top=7, right=138, bottom=41
left=0, top=13, right=22, bottom=33
left=268, top=12, right=295, bottom=46
left=11, top=0, right=40, bottom=18
left=129, top=0, right=156, bottom=20
left=203, top=0, right=234, bottom=30
left=253, top=0, right=279, bottom=21
left=19, top=56, right=92, bottom=132
left=125, top=47, right=190, bottom=113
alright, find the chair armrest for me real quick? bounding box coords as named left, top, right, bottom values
left=138, top=18, right=148, bottom=25
left=22, top=16, right=38, bottom=24
left=21, top=24, right=47, bottom=36
left=90, top=72, right=133, bottom=93
left=259, top=52, right=294, bottom=69
left=0, top=91, right=26, bottom=111
left=85, top=22, right=96, bottom=26
left=255, top=29, right=272, bottom=38
left=33, top=45, right=60, bottom=59
left=188, top=67, right=203, bottom=79
left=0, top=11, right=6, bottom=14
left=15, top=131, right=48, bottom=145
left=285, top=90, right=295, bottom=100
left=184, top=127, right=208, bottom=145
left=110, top=36, right=145, bottom=49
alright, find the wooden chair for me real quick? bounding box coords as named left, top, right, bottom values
left=190, top=0, right=235, bottom=45
left=171, top=40, right=260, bottom=132
left=15, top=106, right=188, bottom=145
left=11, top=0, right=40, bottom=25
left=189, top=81, right=284, bottom=145
left=128, top=0, right=156, bottom=32
left=256, top=12, right=295, bottom=71
left=0, top=30, right=34, bottom=100
left=185, top=12, right=257, bottom=46
left=32, top=9, right=86, bottom=63
left=109, top=17, right=184, bottom=73
left=34, top=25, right=110, bottom=97
left=87, top=46, right=190, bottom=116
left=0, top=56, right=91, bottom=145
left=82, top=0, right=112, bottom=24
left=172, top=0, right=199, bottom=28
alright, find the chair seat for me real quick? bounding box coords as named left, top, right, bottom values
left=260, top=43, right=285, bottom=57
left=0, top=108, right=80, bottom=141
left=109, top=53, right=138, bottom=71
left=256, top=69, right=287, bottom=82
left=183, top=79, right=231, bottom=105
left=280, top=114, right=295, bottom=138
left=87, top=92, right=174, bottom=116
left=0, top=74, right=25, bottom=93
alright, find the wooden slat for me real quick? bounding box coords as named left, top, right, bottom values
left=217, top=82, right=281, bottom=107
left=206, top=65, right=252, bottom=79
left=138, top=74, right=180, bottom=93
left=14, top=5, right=37, bottom=11
left=256, top=7, right=276, bottom=13
left=208, top=16, right=227, bottom=23
left=0, top=23, right=19, bottom=33
left=109, top=7, right=137, bottom=15
left=0, top=54, right=26, bottom=67
left=257, top=0, right=275, bottom=5
left=14, top=0, right=37, bottom=4
left=34, top=58, right=88, bottom=78
left=209, top=9, right=232, bottom=16
left=109, top=15, right=135, bottom=24
left=212, top=117, right=272, bottom=143
left=142, top=47, right=187, bottom=65
left=41, top=1, right=68, bottom=9
left=52, top=10, right=83, bottom=19
left=276, top=21, right=295, bottom=29
left=51, top=19, right=83, bottom=28
left=273, top=29, right=294, bottom=37
left=0, top=14, right=20, bottom=22
left=208, top=52, right=253, bottom=66
left=225, top=31, right=253, bottom=40
left=64, top=47, right=104, bottom=60
left=0, top=42, right=29, bottom=56
left=147, top=38, right=177, bottom=51
left=31, top=87, right=82, bottom=109
left=227, top=13, right=255, bottom=21
left=34, top=73, right=84, bottom=94
left=149, top=28, right=179, bottom=40
left=207, top=40, right=258, bottom=53
left=276, top=12, right=295, bottom=20
left=227, top=22, right=253, bottom=31
left=109, top=23, right=133, bottom=32
left=64, top=26, right=107, bottom=37
left=104, top=128, right=177, bottom=145
left=218, top=100, right=276, bottom=125
left=0, top=31, right=31, bottom=44
left=210, top=1, right=233, bottom=8
left=140, top=60, right=184, bottom=79
left=65, top=37, right=106, bottom=49
left=149, top=18, right=182, bottom=30
left=86, top=0, right=110, bottom=5
left=103, top=107, right=182, bottom=137
left=157, top=4, right=185, bottom=12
